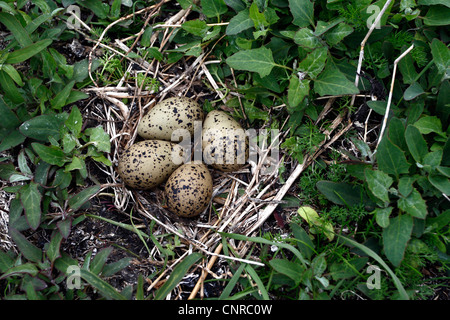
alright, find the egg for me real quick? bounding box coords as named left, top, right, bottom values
left=117, top=140, right=185, bottom=190
left=137, top=96, right=204, bottom=142
left=202, top=110, right=248, bottom=172
left=164, top=163, right=213, bottom=218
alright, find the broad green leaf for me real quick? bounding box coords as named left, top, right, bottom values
left=289, top=0, right=314, bottom=27
left=249, top=2, right=268, bottom=28
left=0, top=12, right=32, bottom=47
left=436, top=81, right=449, bottom=129
left=51, top=80, right=75, bottom=110
left=398, top=51, right=418, bottom=84
left=65, top=156, right=85, bottom=172
left=84, top=126, right=111, bottom=153
left=314, top=64, right=359, bottom=96
left=293, top=28, right=320, bottom=49
left=0, top=263, right=39, bottom=280
left=414, top=116, right=444, bottom=135
left=418, top=0, right=450, bottom=6
left=32, top=143, right=66, bottom=166
left=430, top=39, right=450, bottom=74
left=298, top=47, right=328, bottom=79
left=288, top=76, right=310, bottom=108
left=201, top=0, right=228, bottom=18
left=376, top=137, right=411, bottom=179
left=404, top=82, right=425, bottom=100
left=388, top=117, right=407, bottom=151
left=76, top=0, right=109, bottom=19
left=0, top=96, right=21, bottom=129
left=0, top=69, right=24, bottom=104
left=102, top=257, right=133, bottom=277
left=423, top=5, right=450, bottom=26
left=428, top=174, right=450, bottom=195
left=423, top=150, right=442, bottom=168
left=20, top=115, right=63, bottom=142
left=79, top=268, right=127, bottom=300
left=5, top=39, right=52, bottom=64
left=226, top=47, right=276, bottom=78
left=382, top=214, right=413, bottom=267
left=1, top=64, right=23, bottom=86
left=405, top=125, right=428, bottom=163
left=64, top=106, right=83, bottom=137
left=226, top=9, right=253, bottom=35
left=9, top=228, right=42, bottom=263
left=68, top=185, right=100, bottom=212
left=269, top=259, right=304, bottom=284
left=182, top=20, right=209, bottom=38
left=90, top=247, right=113, bottom=275
left=19, top=182, right=42, bottom=230
left=398, top=176, right=416, bottom=197
left=365, top=169, right=393, bottom=203
left=316, top=181, right=372, bottom=207
left=154, top=252, right=202, bottom=300
left=290, top=223, right=314, bottom=260
left=374, top=207, right=393, bottom=228
left=298, top=206, right=334, bottom=241
left=46, top=230, right=63, bottom=263
left=324, top=23, right=353, bottom=46
left=311, top=253, right=327, bottom=276
left=398, top=188, right=427, bottom=219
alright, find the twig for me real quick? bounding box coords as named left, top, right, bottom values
left=375, top=44, right=414, bottom=150
left=351, top=0, right=393, bottom=107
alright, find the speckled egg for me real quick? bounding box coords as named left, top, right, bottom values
left=164, top=163, right=213, bottom=218
left=117, top=140, right=185, bottom=190
left=137, top=96, right=204, bottom=142
left=202, top=110, right=248, bottom=172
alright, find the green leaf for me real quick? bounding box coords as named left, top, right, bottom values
left=316, top=181, right=372, bottom=207
left=388, top=117, right=407, bottom=151
left=181, top=20, right=209, bottom=38
left=20, top=114, right=63, bottom=142
left=398, top=50, right=418, bottom=84
left=397, top=188, right=427, bottom=219
left=79, top=268, right=127, bottom=300
left=154, top=252, right=202, bottom=300
left=288, top=76, right=310, bottom=108
left=2, top=64, right=23, bottom=86
left=428, top=174, right=450, bottom=195
left=376, top=137, right=411, bottom=179
left=90, top=247, right=113, bottom=275
left=269, top=259, right=304, bottom=285
left=405, top=125, right=428, bottom=163
left=0, top=96, right=21, bottom=129
left=374, top=207, right=393, bottom=228
left=84, top=126, right=111, bottom=153
left=289, top=0, right=314, bottom=27
left=65, top=156, right=85, bottom=172
left=249, top=2, right=268, bottom=28
left=201, top=0, right=228, bottom=18
left=68, top=185, right=100, bottom=212
left=298, top=206, right=334, bottom=241
left=32, top=143, right=66, bottom=166
left=423, top=5, right=450, bottom=26
left=314, top=63, right=359, bottom=96
left=398, top=176, right=416, bottom=197
left=76, top=0, right=109, bottom=19
left=298, top=47, right=328, bottom=79
left=430, top=38, right=450, bottom=74
left=226, top=9, right=253, bottom=35
left=290, top=223, right=314, bottom=260
left=46, top=230, right=63, bottom=263
left=414, top=116, right=444, bottom=135
left=226, top=47, right=277, bottom=78
left=382, top=214, right=413, bottom=267
left=5, top=39, right=52, bottom=64
left=365, top=169, right=393, bottom=203
left=0, top=263, right=39, bottom=280
left=0, top=12, right=32, bottom=47
left=19, top=182, right=42, bottom=230
left=9, top=228, right=42, bottom=263
left=324, top=23, right=353, bottom=46
left=0, top=69, right=24, bottom=104
left=404, top=82, right=425, bottom=100
left=51, top=80, right=75, bottom=110
left=293, top=28, right=321, bottom=49
left=418, top=0, right=450, bottom=6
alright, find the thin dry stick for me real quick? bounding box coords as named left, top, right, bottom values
left=351, top=0, right=393, bottom=107
left=375, top=44, right=414, bottom=149
left=188, top=243, right=223, bottom=300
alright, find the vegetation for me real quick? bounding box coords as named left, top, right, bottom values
left=0, top=0, right=449, bottom=301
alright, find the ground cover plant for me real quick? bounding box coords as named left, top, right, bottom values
left=0, top=0, right=449, bottom=301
